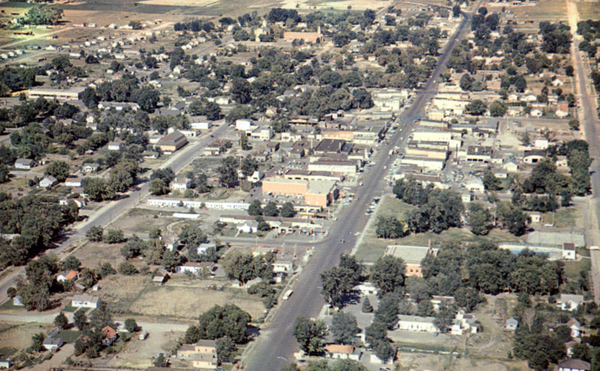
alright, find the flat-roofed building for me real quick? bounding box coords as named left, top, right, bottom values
left=397, top=315, right=439, bottom=332
left=308, top=160, right=357, bottom=174
left=262, top=177, right=308, bottom=196
left=466, top=145, right=493, bottom=163
left=385, top=245, right=438, bottom=277
left=405, top=146, right=448, bottom=160
left=28, top=87, right=85, bottom=101
left=306, top=179, right=338, bottom=207
left=283, top=31, right=323, bottom=43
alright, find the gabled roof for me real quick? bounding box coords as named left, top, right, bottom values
left=102, top=326, right=117, bottom=339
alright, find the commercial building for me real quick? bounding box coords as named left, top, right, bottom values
left=384, top=245, right=438, bottom=277
left=283, top=31, right=323, bottom=43
left=28, top=86, right=86, bottom=100
left=156, top=131, right=188, bottom=152
left=307, top=160, right=357, bottom=174
left=261, top=177, right=338, bottom=207
left=466, top=146, right=493, bottom=163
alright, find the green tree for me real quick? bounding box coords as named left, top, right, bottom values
left=292, top=316, right=329, bottom=355
left=62, top=255, right=81, bottom=271
left=248, top=200, right=263, bottom=216
left=74, top=308, right=88, bottom=330
left=375, top=216, right=406, bottom=239
left=483, top=168, right=502, bottom=191
left=281, top=202, right=296, bottom=218
left=569, top=118, right=580, bottom=131
left=218, top=157, right=239, bottom=188
left=263, top=201, right=279, bottom=217
left=489, top=101, right=508, bottom=117
left=153, top=353, right=168, bottom=367
left=216, top=336, right=238, bottom=363
left=223, top=252, right=257, bottom=285
left=0, top=164, right=9, bottom=184
left=85, top=226, right=103, bottom=242
left=45, top=160, right=70, bottom=182
left=468, top=203, right=492, bottom=235
left=105, top=229, right=126, bottom=244
left=24, top=5, right=63, bottom=25
left=373, top=340, right=395, bottom=363
left=465, top=99, right=487, bottom=115
left=370, top=256, right=406, bottom=297
left=192, top=304, right=251, bottom=343
left=54, top=311, right=68, bottom=329
left=124, top=318, right=138, bottom=332
left=330, top=311, right=360, bottom=345
left=374, top=294, right=400, bottom=329
left=149, top=179, right=170, bottom=195
left=30, top=332, right=46, bottom=352
left=118, top=261, right=138, bottom=275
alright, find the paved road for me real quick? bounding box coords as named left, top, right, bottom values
left=241, top=7, right=473, bottom=371
left=0, top=124, right=232, bottom=305
left=566, top=0, right=600, bottom=303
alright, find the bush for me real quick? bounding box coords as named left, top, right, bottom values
left=118, top=262, right=138, bottom=275
left=105, top=229, right=126, bottom=244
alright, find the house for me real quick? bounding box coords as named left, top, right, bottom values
left=504, top=160, right=519, bottom=172
left=71, top=295, right=101, bottom=309
left=143, top=151, right=159, bottom=159
left=83, top=162, right=100, bottom=173
left=0, top=359, right=11, bottom=369
left=153, top=268, right=169, bottom=285
left=273, top=260, right=293, bottom=274
left=451, top=324, right=463, bottom=335
left=556, top=104, right=570, bottom=118
left=176, top=262, right=214, bottom=275
left=558, top=359, right=591, bottom=371
left=171, top=177, right=191, bottom=192
left=177, top=340, right=218, bottom=369
left=102, top=326, right=118, bottom=346
left=237, top=221, right=258, bottom=233
left=530, top=108, right=543, bottom=117
left=156, top=131, right=188, bottom=153
left=523, top=149, right=547, bottom=164
left=108, top=141, right=122, bottom=151
left=528, top=212, right=542, bottom=223
left=15, top=158, right=36, bottom=169
left=163, top=236, right=180, bottom=251
left=557, top=294, right=585, bottom=311
left=57, top=270, right=81, bottom=282
left=465, top=178, right=485, bottom=193
left=324, top=344, right=361, bottom=361
left=13, top=295, right=23, bottom=306
left=505, top=318, right=518, bottom=331
left=43, top=334, right=64, bottom=351
left=397, top=315, right=439, bottom=332
left=563, top=243, right=577, bottom=260
left=461, top=193, right=472, bottom=203
left=39, top=176, right=58, bottom=188
left=567, top=318, right=582, bottom=338
left=65, top=176, right=82, bottom=187
left=197, top=242, right=217, bottom=255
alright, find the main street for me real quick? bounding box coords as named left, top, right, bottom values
left=241, top=7, right=473, bottom=371
left=566, top=0, right=600, bottom=303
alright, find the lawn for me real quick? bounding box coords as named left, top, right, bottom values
left=542, top=207, right=580, bottom=228
left=0, top=347, right=17, bottom=359
left=0, top=300, right=24, bottom=310
left=57, top=330, right=82, bottom=343
left=563, top=258, right=591, bottom=281
left=577, top=2, right=600, bottom=19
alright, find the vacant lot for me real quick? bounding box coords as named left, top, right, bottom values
left=0, top=322, right=53, bottom=351
left=99, top=274, right=266, bottom=321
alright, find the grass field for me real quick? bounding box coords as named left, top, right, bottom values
left=576, top=2, right=600, bottom=20
left=542, top=206, right=580, bottom=228
left=563, top=257, right=591, bottom=281
left=57, top=330, right=82, bottom=343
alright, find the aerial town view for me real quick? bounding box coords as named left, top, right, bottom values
left=1, top=0, right=600, bottom=369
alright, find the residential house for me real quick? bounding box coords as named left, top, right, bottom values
left=57, top=270, right=81, bottom=282
left=465, top=178, right=485, bottom=193
left=397, top=315, right=439, bottom=332
left=0, top=360, right=11, bottom=369
left=108, top=141, right=122, bottom=151
left=15, top=158, right=36, bottom=170
left=556, top=104, right=570, bottom=118
left=523, top=149, right=547, bottom=164
left=171, top=177, right=191, bottom=192
left=43, top=330, right=64, bottom=351
left=530, top=108, right=543, bottom=117
left=504, top=160, right=519, bottom=172
left=567, top=318, right=583, bottom=338
left=177, top=340, right=218, bottom=369
left=563, top=243, right=577, bottom=260
left=39, top=176, right=58, bottom=188
left=153, top=268, right=169, bottom=285
left=176, top=262, right=214, bottom=275
left=237, top=221, right=258, bottom=234
left=558, top=359, right=591, bottom=371
left=102, top=326, right=118, bottom=346
left=65, top=176, right=82, bottom=187
left=196, top=242, right=217, bottom=255
left=323, top=345, right=361, bottom=361
left=557, top=294, right=585, bottom=311
left=163, top=236, right=180, bottom=251
left=505, top=318, right=518, bottom=331
left=71, top=295, right=101, bottom=309
left=143, top=151, right=159, bottom=159
left=273, top=260, right=293, bottom=274
left=83, top=162, right=100, bottom=173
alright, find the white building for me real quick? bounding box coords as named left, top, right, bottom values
left=397, top=315, right=439, bottom=333
left=72, top=295, right=101, bottom=308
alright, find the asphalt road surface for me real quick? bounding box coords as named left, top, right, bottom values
left=241, top=9, right=473, bottom=371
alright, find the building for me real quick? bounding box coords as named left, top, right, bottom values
left=204, top=140, right=229, bottom=156
left=178, top=340, right=218, bottom=369
left=384, top=245, right=437, bottom=277
left=464, top=178, right=485, bottom=193
left=307, top=160, right=357, bottom=174
left=71, top=295, right=101, bottom=308
left=15, top=158, right=35, bottom=170
left=397, top=315, right=439, bottom=332
left=108, top=141, right=122, bottom=151
left=39, top=176, right=58, bottom=188
left=171, top=177, right=191, bottom=192
left=102, top=326, right=118, bottom=346
left=557, top=294, right=585, bottom=311
left=153, top=268, right=170, bottom=285
left=523, top=149, right=547, bottom=164
left=0, top=360, right=11, bottom=369
left=505, top=318, right=518, bottom=331
left=43, top=332, right=64, bottom=351
left=28, top=87, right=85, bottom=101
left=156, top=131, right=188, bottom=152
left=563, top=243, right=576, bottom=260
left=65, top=176, right=82, bottom=187
left=273, top=260, right=293, bottom=274
left=263, top=177, right=308, bottom=196
left=83, top=162, right=100, bottom=173
left=191, top=121, right=210, bottom=130
left=558, top=359, right=591, bottom=371
left=466, top=146, right=493, bottom=163
left=57, top=270, right=81, bottom=282
left=176, top=262, right=214, bottom=275
left=163, top=236, right=180, bottom=251
left=556, top=104, right=570, bottom=118
left=323, top=345, right=361, bottom=361
left=283, top=31, right=323, bottom=43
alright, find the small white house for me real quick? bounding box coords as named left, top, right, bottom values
left=236, top=119, right=253, bottom=131
left=39, top=176, right=58, bottom=188
left=171, top=177, right=191, bottom=192
left=273, top=260, right=293, bottom=274
left=15, top=158, right=36, bottom=170
left=108, top=141, right=122, bottom=151
left=237, top=221, right=258, bottom=233
left=464, top=178, right=485, bottom=193
left=65, top=177, right=82, bottom=187
left=557, top=294, right=585, bottom=311
left=191, top=122, right=210, bottom=130
left=163, top=236, right=180, bottom=251
left=83, top=162, right=100, bottom=173
left=505, top=318, right=518, bottom=331
left=72, top=295, right=101, bottom=309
